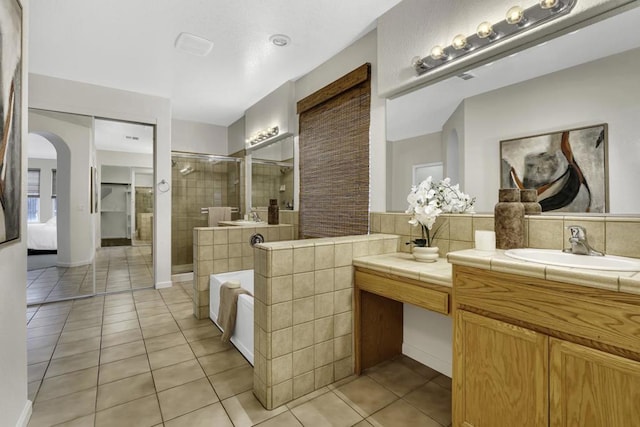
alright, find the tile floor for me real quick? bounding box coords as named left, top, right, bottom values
left=27, top=246, right=153, bottom=304
left=27, top=283, right=452, bottom=427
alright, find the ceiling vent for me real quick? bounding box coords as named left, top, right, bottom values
left=125, top=135, right=139, bottom=141
left=175, top=32, right=214, bottom=56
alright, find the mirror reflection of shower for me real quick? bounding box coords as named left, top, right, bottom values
left=171, top=152, right=242, bottom=274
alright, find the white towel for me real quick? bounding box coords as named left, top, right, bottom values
left=208, top=207, right=232, bottom=227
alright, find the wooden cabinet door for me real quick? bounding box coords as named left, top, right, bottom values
left=550, top=338, right=640, bottom=427
left=454, top=310, right=548, bottom=427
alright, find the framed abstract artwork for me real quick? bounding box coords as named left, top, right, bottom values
left=500, top=124, right=608, bottom=213
left=0, top=0, right=23, bottom=246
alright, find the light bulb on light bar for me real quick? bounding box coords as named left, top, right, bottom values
left=430, top=45, right=447, bottom=60
left=539, top=0, right=560, bottom=9
left=452, top=34, right=468, bottom=50
left=476, top=21, right=495, bottom=39
left=506, top=5, right=526, bottom=24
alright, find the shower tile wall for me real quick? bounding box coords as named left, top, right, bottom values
left=252, top=159, right=294, bottom=208
left=171, top=157, right=240, bottom=274
left=135, top=187, right=153, bottom=242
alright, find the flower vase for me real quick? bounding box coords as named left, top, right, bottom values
left=412, top=246, right=439, bottom=263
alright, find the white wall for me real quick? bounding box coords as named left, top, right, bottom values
left=295, top=29, right=386, bottom=212
left=227, top=116, right=245, bottom=155
left=171, top=118, right=227, bottom=155
left=387, top=132, right=442, bottom=211
left=27, top=158, right=56, bottom=222
left=29, top=73, right=173, bottom=287
left=29, top=110, right=93, bottom=267
left=462, top=47, right=640, bottom=213
left=377, top=0, right=635, bottom=97
left=245, top=81, right=295, bottom=148
left=1, top=0, right=30, bottom=424
left=403, top=305, right=453, bottom=377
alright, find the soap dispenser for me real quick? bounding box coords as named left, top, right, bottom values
left=268, top=199, right=279, bottom=225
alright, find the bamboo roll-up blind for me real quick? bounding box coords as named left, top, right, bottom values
left=297, top=64, right=371, bottom=238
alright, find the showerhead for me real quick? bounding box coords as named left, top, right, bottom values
left=171, top=160, right=177, bottom=167
left=179, top=166, right=194, bottom=176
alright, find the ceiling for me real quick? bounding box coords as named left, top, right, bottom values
left=94, top=119, right=154, bottom=154
left=387, top=6, right=640, bottom=141
left=29, top=0, right=402, bottom=127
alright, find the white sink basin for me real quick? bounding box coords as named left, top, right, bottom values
left=504, top=248, right=640, bottom=272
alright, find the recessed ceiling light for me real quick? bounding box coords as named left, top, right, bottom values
left=175, top=32, right=214, bottom=56
left=269, top=34, right=291, bottom=47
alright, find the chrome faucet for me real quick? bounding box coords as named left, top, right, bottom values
left=563, top=225, right=604, bottom=256
left=250, top=211, right=261, bottom=222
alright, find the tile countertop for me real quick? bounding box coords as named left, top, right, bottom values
left=352, top=252, right=452, bottom=288
left=447, top=249, right=640, bottom=295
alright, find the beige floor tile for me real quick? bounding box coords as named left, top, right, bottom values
left=366, top=360, right=429, bottom=397
left=138, top=313, right=175, bottom=327
left=97, top=371, right=156, bottom=411
left=353, top=420, right=374, bottom=426
left=147, top=343, right=195, bottom=370
left=136, top=306, right=170, bottom=318
left=334, top=376, right=398, bottom=417
left=209, top=364, right=254, bottom=400
left=222, top=390, right=287, bottom=427
left=27, top=344, right=56, bottom=365
left=37, top=367, right=98, bottom=402
left=101, top=319, right=140, bottom=336
left=99, top=354, right=151, bottom=385
left=164, top=402, right=233, bottom=427
left=432, top=374, right=452, bottom=391
left=45, top=350, right=100, bottom=378
left=403, top=381, right=452, bottom=426
left=198, top=348, right=249, bottom=376
left=144, top=331, right=187, bottom=353
left=188, top=336, right=232, bottom=357
left=63, top=317, right=103, bottom=332
left=141, top=320, right=180, bottom=339
left=53, top=337, right=101, bottom=359
left=367, top=399, right=440, bottom=427
left=103, top=310, right=138, bottom=325
left=28, top=324, right=65, bottom=339
left=152, top=359, right=205, bottom=392
left=176, top=316, right=214, bottom=331
left=28, top=380, right=40, bottom=402
left=286, top=387, right=331, bottom=410
left=59, top=326, right=101, bottom=344
left=29, top=387, right=97, bottom=427
left=101, top=328, right=143, bottom=348
left=27, top=334, right=59, bottom=350
left=291, top=391, right=363, bottom=427
left=182, top=324, right=221, bottom=342
left=157, top=377, right=219, bottom=420
left=103, top=304, right=136, bottom=316
left=28, top=361, right=48, bottom=383
left=95, top=394, right=162, bottom=427
left=255, top=411, right=303, bottom=427
left=52, top=413, right=95, bottom=426
left=396, top=355, right=441, bottom=380
left=28, top=313, right=68, bottom=328
left=100, top=339, right=146, bottom=364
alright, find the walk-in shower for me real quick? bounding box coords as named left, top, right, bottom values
left=171, top=152, right=243, bottom=274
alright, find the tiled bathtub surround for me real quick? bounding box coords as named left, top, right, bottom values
left=192, top=225, right=294, bottom=319
left=252, top=234, right=400, bottom=409
left=253, top=208, right=300, bottom=238
left=371, top=212, right=640, bottom=259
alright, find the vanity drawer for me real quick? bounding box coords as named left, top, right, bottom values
left=355, top=269, right=450, bottom=315
left=454, top=266, right=640, bottom=357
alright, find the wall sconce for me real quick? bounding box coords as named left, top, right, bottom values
left=412, top=0, right=577, bottom=75
left=246, top=126, right=279, bottom=146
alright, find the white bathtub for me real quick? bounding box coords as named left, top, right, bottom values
left=209, top=269, right=254, bottom=365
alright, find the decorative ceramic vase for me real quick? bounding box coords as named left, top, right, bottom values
left=520, top=189, right=542, bottom=215
left=412, top=246, right=439, bottom=263
left=494, top=188, right=525, bottom=249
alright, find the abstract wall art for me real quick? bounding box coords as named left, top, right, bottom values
left=0, top=0, right=22, bottom=246
left=500, top=124, right=608, bottom=213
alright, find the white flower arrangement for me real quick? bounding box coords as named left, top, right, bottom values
left=406, top=177, right=475, bottom=247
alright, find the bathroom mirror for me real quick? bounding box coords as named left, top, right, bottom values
left=250, top=135, right=294, bottom=210
left=386, top=6, right=640, bottom=214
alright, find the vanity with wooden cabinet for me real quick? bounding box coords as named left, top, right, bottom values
left=451, top=257, right=640, bottom=427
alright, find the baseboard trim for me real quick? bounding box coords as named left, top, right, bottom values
left=402, top=342, right=452, bottom=378
left=155, top=281, right=173, bottom=289
left=171, top=272, right=193, bottom=283
left=16, top=400, right=32, bottom=427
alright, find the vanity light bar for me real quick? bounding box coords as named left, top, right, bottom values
left=412, top=0, right=577, bottom=75
left=246, top=126, right=279, bottom=146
